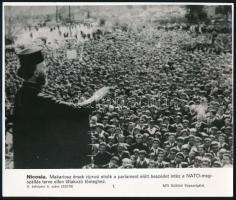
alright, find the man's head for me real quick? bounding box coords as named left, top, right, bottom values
left=210, top=141, right=219, bottom=153
left=163, top=116, right=170, bottom=125
left=176, top=124, right=183, bottom=132
left=204, top=137, right=211, bottom=147
left=188, top=135, right=195, bottom=146
left=117, top=134, right=125, bottom=143
left=169, top=147, right=178, bottom=159
left=181, top=144, right=189, bottom=155
left=182, top=119, right=189, bottom=128
left=107, top=135, right=114, bottom=144
left=17, top=47, right=47, bottom=86
left=148, top=160, right=156, bottom=168
left=219, top=148, right=227, bottom=159
left=152, top=138, right=160, bottom=148
left=201, top=158, right=211, bottom=168
left=194, top=156, right=202, bottom=167
left=110, top=156, right=119, bottom=166
left=168, top=133, right=176, bottom=143
left=175, top=152, right=184, bottom=164
left=90, top=116, right=98, bottom=126
left=117, top=143, right=125, bottom=153
left=157, top=152, right=164, bottom=162
left=177, top=137, right=184, bottom=147
left=139, top=150, right=147, bottom=160
left=212, top=161, right=221, bottom=168
left=122, top=158, right=133, bottom=168
left=96, top=123, right=104, bottom=132
left=218, top=134, right=225, bottom=143
left=135, top=134, right=143, bottom=144
left=147, top=136, right=154, bottom=146
left=189, top=128, right=197, bottom=136
left=126, top=135, right=133, bottom=144
left=99, top=142, right=107, bottom=153
left=222, top=153, right=231, bottom=165
left=133, top=149, right=140, bottom=158
left=175, top=115, right=181, bottom=124
left=194, top=137, right=202, bottom=147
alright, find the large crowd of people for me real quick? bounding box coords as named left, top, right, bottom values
left=5, top=20, right=233, bottom=169
left=16, top=22, right=99, bottom=47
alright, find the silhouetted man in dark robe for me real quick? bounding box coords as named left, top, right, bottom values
left=13, top=46, right=110, bottom=169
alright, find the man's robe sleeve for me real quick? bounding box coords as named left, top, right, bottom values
left=37, top=93, right=94, bottom=168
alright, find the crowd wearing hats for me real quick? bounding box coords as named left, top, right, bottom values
left=5, top=21, right=232, bottom=169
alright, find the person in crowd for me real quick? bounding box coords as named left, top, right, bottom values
left=188, top=156, right=202, bottom=168
left=94, top=142, right=112, bottom=167
left=119, top=158, right=134, bottom=169
left=201, top=157, right=212, bottom=168
left=222, top=153, right=233, bottom=168
left=136, top=150, right=149, bottom=168
left=102, top=156, right=119, bottom=168
left=156, top=152, right=169, bottom=168
left=130, top=134, right=149, bottom=152
left=149, top=138, right=163, bottom=159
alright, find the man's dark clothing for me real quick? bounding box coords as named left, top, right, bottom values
left=136, top=159, right=149, bottom=168
left=13, top=82, right=93, bottom=169
left=130, top=142, right=149, bottom=152
left=93, top=151, right=112, bottom=167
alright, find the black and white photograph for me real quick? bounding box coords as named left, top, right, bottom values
left=4, top=3, right=233, bottom=170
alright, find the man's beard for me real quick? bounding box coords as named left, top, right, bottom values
left=36, top=71, right=47, bottom=86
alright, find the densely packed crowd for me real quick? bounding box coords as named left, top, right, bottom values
left=5, top=21, right=233, bottom=169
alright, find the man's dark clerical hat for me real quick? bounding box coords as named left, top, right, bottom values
left=17, top=46, right=44, bottom=79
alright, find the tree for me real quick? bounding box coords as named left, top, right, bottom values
left=5, top=7, right=19, bottom=45
left=185, top=5, right=208, bottom=23
left=215, top=6, right=232, bottom=21
left=99, top=18, right=106, bottom=26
